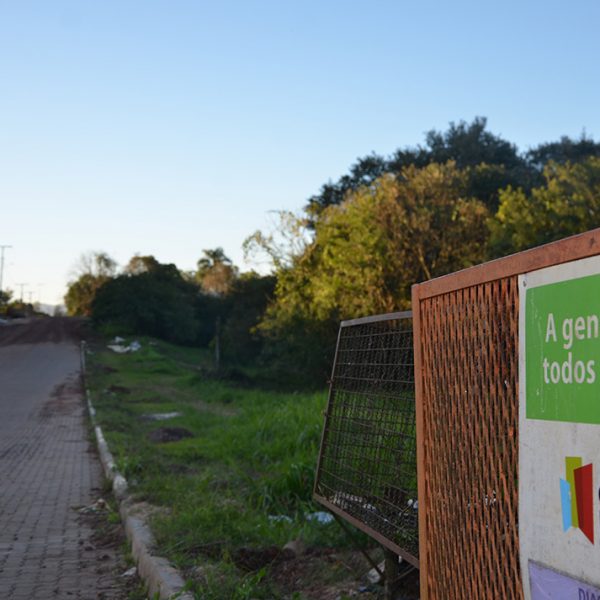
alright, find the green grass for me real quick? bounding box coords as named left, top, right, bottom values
left=85, top=336, right=356, bottom=599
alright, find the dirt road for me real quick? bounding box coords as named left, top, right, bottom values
left=0, top=318, right=132, bottom=599
left=0, top=316, right=84, bottom=346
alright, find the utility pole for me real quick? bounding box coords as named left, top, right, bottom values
left=0, top=245, right=12, bottom=293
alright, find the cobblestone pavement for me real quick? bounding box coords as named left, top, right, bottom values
left=0, top=339, right=130, bottom=599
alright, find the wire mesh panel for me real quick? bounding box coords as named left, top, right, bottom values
left=416, top=278, right=521, bottom=599
left=314, top=312, right=419, bottom=566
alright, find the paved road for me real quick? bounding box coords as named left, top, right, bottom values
left=0, top=319, right=129, bottom=599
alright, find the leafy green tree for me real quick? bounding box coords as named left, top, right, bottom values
left=277, top=162, right=489, bottom=321
left=196, top=248, right=238, bottom=296
left=243, top=211, right=311, bottom=271
left=91, top=259, right=200, bottom=344
left=259, top=162, right=490, bottom=385
left=72, top=251, right=117, bottom=279
left=306, top=117, right=527, bottom=216
left=526, top=134, right=600, bottom=171
left=65, top=274, right=103, bottom=317
left=305, top=154, right=389, bottom=217
left=220, top=272, right=276, bottom=364
left=64, top=252, right=117, bottom=316
left=490, top=157, right=600, bottom=255
left=408, top=117, right=522, bottom=170
left=0, top=289, right=11, bottom=306
left=124, top=254, right=162, bottom=275
left=0, top=289, right=12, bottom=316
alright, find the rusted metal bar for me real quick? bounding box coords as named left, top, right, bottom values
left=315, top=493, right=419, bottom=568
left=411, top=284, right=428, bottom=600
left=313, top=325, right=343, bottom=498
left=341, top=310, right=412, bottom=327
left=417, top=227, right=600, bottom=300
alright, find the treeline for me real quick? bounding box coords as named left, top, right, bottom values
left=65, top=250, right=275, bottom=369
left=65, top=118, right=600, bottom=387
left=0, top=290, right=47, bottom=318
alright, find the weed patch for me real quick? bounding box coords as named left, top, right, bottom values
left=86, top=336, right=386, bottom=599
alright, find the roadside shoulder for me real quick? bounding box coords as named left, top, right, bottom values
left=80, top=341, right=194, bottom=600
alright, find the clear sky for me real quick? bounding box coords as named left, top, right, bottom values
left=1, top=0, right=600, bottom=306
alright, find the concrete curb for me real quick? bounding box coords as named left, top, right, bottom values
left=80, top=341, right=194, bottom=600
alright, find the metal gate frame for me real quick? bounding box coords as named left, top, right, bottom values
left=412, top=228, right=600, bottom=599
left=313, top=311, right=419, bottom=566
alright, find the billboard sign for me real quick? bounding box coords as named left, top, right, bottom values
left=520, top=255, right=600, bottom=598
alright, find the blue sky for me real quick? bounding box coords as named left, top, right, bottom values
left=1, top=0, right=600, bottom=305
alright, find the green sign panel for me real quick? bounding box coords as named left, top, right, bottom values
left=526, top=272, right=600, bottom=423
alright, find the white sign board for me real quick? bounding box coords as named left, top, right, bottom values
left=520, top=256, right=600, bottom=598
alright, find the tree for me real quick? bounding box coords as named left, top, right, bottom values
left=64, top=251, right=117, bottom=316
left=65, top=274, right=103, bottom=317
left=0, top=289, right=12, bottom=316
left=526, top=134, right=600, bottom=171
left=306, top=117, right=527, bottom=216
left=305, top=154, right=389, bottom=216
left=411, top=117, right=522, bottom=170
left=0, top=289, right=11, bottom=307
left=278, top=163, right=489, bottom=320
left=489, top=157, right=600, bottom=255
left=220, top=272, right=276, bottom=364
left=71, top=251, right=117, bottom=279
left=243, top=211, right=311, bottom=271
left=196, top=248, right=238, bottom=295
left=259, top=162, right=490, bottom=385
left=92, top=258, right=200, bottom=344
left=124, top=254, right=162, bottom=275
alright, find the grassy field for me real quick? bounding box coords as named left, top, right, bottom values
left=85, top=335, right=384, bottom=599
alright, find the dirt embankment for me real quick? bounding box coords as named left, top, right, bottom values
left=0, top=317, right=86, bottom=346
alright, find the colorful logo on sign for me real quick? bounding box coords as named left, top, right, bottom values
left=560, top=457, right=594, bottom=544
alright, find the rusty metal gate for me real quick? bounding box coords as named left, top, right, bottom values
left=313, top=311, right=419, bottom=566
left=412, top=229, right=600, bottom=599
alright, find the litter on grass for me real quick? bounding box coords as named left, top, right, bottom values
left=141, top=412, right=183, bottom=422
left=107, top=345, right=127, bottom=353
left=367, top=562, right=385, bottom=585
left=306, top=511, right=334, bottom=525
left=269, top=512, right=334, bottom=525
left=268, top=515, right=293, bottom=524
left=107, top=339, right=142, bottom=353
left=366, top=555, right=406, bottom=585
left=77, top=498, right=108, bottom=514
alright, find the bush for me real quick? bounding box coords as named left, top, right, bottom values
left=91, top=264, right=200, bottom=345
